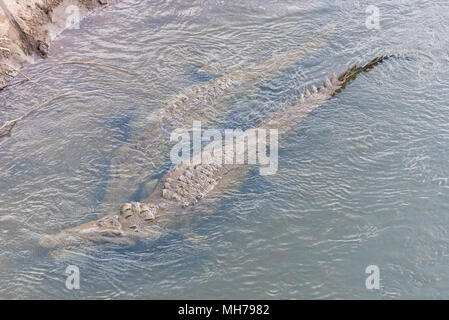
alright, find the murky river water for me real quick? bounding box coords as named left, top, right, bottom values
left=1, top=0, right=449, bottom=299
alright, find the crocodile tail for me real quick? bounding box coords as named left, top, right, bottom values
left=334, top=55, right=399, bottom=94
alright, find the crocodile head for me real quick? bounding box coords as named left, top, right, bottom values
left=39, top=202, right=159, bottom=249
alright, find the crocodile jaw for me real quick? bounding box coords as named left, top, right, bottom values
left=39, top=202, right=159, bottom=249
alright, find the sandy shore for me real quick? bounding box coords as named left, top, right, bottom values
left=0, top=0, right=110, bottom=89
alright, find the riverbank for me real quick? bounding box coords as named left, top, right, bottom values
left=0, top=0, right=110, bottom=90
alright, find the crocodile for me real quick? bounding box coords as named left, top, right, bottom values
left=100, top=23, right=335, bottom=215
left=39, top=55, right=397, bottom=250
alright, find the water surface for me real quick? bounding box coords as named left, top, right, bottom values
left=1, top=0, right=449, bottom=299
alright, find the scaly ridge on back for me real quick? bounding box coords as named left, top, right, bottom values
left=161, top=161, right=223, bottom=207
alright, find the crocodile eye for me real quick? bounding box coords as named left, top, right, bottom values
left=120, top=203, right=133, bottom=218
left=129, top=225, right=137, bottom=230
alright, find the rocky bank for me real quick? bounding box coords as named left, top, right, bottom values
left=0, top=0, right=110, bottom=89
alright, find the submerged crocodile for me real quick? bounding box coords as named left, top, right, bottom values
left=39, top=55, right=397, bottom=250
left=100, top=23, right=335, bottom=214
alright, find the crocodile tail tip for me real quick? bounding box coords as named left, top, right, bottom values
left=334, top=54, right=401, bottom=95
left=331, top=73, right=338, bottom=84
